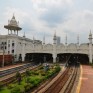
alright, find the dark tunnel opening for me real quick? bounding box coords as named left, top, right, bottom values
left=25, top=53, right=53, bottom=63
left=57, top=53, right=89, bottom=65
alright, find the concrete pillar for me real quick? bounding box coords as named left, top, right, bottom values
left=22, top=39, right=25, bottom=61
left=14, top=30, right=16, bottom=34
left=8, top=29, right=9, bottom=35
left=17, top=30, right=18, bottom=35
left=89, top=31, right=92, bottom=63
left=11, top=30, right=12, bottom=34
left=89, top=43, right=92, bottom=63
left=53, top=54, right=57, bottom=63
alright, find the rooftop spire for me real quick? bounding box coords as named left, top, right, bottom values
left=54, top=30, right=56, bottom=37
left=33, top=36, right=35, bottom=44
left=65, top=34, right=67, bottom=45
left=12, top=13, right=15, bottom=19
left=23, top=32, right=25, bottom=37
left=53, top=30, right=56, bottom=40
left=77, top=34, right=79, bottom=45
left=43, top=34, right=45, bottom=44
left=53, top=31, right=57, bottom=44
left=89, top=29, right=92, bottom=36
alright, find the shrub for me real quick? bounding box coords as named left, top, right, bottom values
left=27, top=77, right=41, bottom=87
left=0, top=82, right=3, bottom=90
left=8, top=84, right=15, bottom=89
left=20, top=87, right=25, bottom=93
left=11, top=86, right=20, bottom=93
left=46, top=71, right=54, bottom=78
left=39, top=66, right=43, bottom=70
left=55, top=66, right=61, bottom=73
left=33, top=72, right=39, bottom=75
left=30, top=71, right=35, bottom=75
left=16, top=71, right=22, bottom=85
left=24, top=83, right=32, bottom=92
left=25, top=69, right=31, bottom=76
left=41, top=73, right=46, bottom=76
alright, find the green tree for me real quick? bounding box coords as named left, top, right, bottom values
left=16, top=71, right=21, bottom=85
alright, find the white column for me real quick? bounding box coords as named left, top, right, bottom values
left=17, top=30, right=18, bottom=35
left=11, top=30, right=12, bottom=34
left=89, top=43, right=92, bottom=63
left=89, top=31, right=92, bottom=63
left=14, top=30, right=16, bottom=34
left=8, top=30, right=9, bottom=35
left=53, top=44, right=57, bottom=63
left=22, top=39, right=25, bottom=61
left=53, top=53, right=57, bottom=63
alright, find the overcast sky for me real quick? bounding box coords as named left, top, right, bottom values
left=0, top=0, right=93, bottom=44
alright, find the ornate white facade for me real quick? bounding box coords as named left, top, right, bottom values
left=0, top=34, right=42, bottom=61
left=0, top=15, right=93, bottom=63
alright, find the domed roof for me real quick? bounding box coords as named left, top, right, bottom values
left=4, top=14, right=22, bottom=31
left=8, top=15, right=18, bottom=27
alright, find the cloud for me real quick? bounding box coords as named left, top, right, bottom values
left=4, top=7, right=29, bottom=25
left=40, top=7, right=69, bottom=27
left=31, top=0, right=73, bottom=8
left=55, top=10, right=93, bottom=43
left=1, top=0, right=93, bottom=44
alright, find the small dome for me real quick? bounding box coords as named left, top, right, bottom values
left=8, top=15, right=18, bottom=27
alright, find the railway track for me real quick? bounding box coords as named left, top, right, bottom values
left=36, top=65, right=79, bottom=93
left=0, top=64, right=40, bottom=86
left=62, top=66, right=79, bottom=93
left=0, top=63, right=38, bottom=77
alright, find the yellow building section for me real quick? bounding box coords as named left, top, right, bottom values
left=76, top=65, right=83, bottom=93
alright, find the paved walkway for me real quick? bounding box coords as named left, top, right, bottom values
left=80, top=65, right=93, bottom=93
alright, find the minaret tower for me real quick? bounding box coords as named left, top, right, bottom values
left=43, top=35, right=45, bottom=50
left=77, top=34, right=79, bottom=50
left=65, top=34, right=67, bottom=51
left=89, top=30, right=92, bottom=63
left=65, top=34, right=67, bottom=45
left=33, top=36, right=35, bottom=52
left=77, top=34, right=79, bottom=45
left=53, top=31, right=57, bottom=63
left=23, top=32, right=26, bottom=38
left=4, top=14, right=22, bottom=36
left=53, top=31, right=57, bottom=44
left=43, top=35, right=45, bottom=45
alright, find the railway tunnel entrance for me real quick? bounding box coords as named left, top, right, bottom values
left=57, top=53, right=89, bottom=65
left=25, top=53, right=53, bottom=63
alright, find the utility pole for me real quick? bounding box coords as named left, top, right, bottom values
left=2, top=42, right=5, bottom=67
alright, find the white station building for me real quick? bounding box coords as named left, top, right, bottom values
left=0, top=15, right=42, bottom=62
left=0, top=15, right=93, bottom=64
